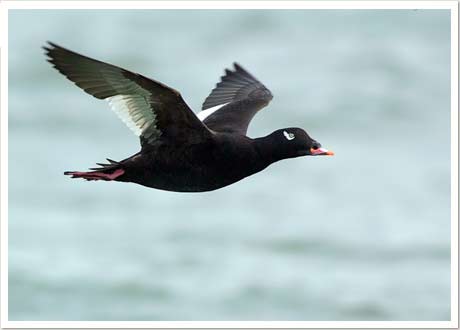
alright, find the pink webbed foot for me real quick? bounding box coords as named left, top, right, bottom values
left=64, top=169, right=125, bottom=181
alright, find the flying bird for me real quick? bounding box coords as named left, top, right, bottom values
left=44, top=42, right=333, bottom=192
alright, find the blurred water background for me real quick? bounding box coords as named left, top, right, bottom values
left=8, top=9, right=451, bottom=321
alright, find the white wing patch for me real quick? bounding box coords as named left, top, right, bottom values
left=197, top=102, right=230, bottom=121
left=106, top=94, right=159, bottom=141
left=283, top=131, right=295, bottom=141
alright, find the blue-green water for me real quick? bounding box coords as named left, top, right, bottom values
left=8, top=9, right=451, bottom=320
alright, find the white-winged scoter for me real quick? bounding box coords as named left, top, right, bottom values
left=44, top=42, right=334, bottom=192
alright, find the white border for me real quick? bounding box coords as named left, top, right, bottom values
left=0, top=1, right=458, bottom=329
left=0, top=3, right=9, bottom=329
left=450, top=4, right=459, bottom=329
left=0, top=0, right=457, bottom=10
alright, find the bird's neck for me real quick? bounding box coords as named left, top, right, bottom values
left=253, top=134, right=286, bottom=166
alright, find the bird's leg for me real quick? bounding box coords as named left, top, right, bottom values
left=64, top=169, right=125, bottom=181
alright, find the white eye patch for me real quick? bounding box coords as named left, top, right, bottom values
left=283, top=131, right=295, bottom=141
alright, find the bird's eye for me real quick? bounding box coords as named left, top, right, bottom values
left=283, top=131, right=295, bottom=141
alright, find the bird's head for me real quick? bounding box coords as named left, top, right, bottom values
left=269, top=127, right=334, bottom=159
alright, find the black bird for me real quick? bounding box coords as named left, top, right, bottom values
left=44, top=42, right=333, bottom=192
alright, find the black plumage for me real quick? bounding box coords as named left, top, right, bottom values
left=44, top=42, right=333, bottom=192
left=201, top=63, right=273, bottom=135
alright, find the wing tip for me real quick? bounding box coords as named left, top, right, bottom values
left=42, top=41, right=53, bottom=55
left=228, top=62, right=256, bottom=82
left=43, top=41, right=65, bottom=60
left=46, top=41, right=63, bottom=49
left=233, top=62, right=243, bottom=71
left=42, top=41, right=58, bottom=51
left=201, top=62, right=271, bottom=111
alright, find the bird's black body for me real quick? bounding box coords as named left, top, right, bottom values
left=116, top=133, right=264, bottom=192
left=44, top=42, right=333, bottom=192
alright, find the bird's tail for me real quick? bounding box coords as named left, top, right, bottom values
left=64, top=158, right=125, bottom=181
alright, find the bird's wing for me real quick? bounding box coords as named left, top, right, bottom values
left=44, top=42, right=211, bottom=148
left=199, top=63, right=273, bottom=135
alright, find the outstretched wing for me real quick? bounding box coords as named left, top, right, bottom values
left=199, top=63, right=273, bottom=135
left=44, top=42, right=210, bottom=147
